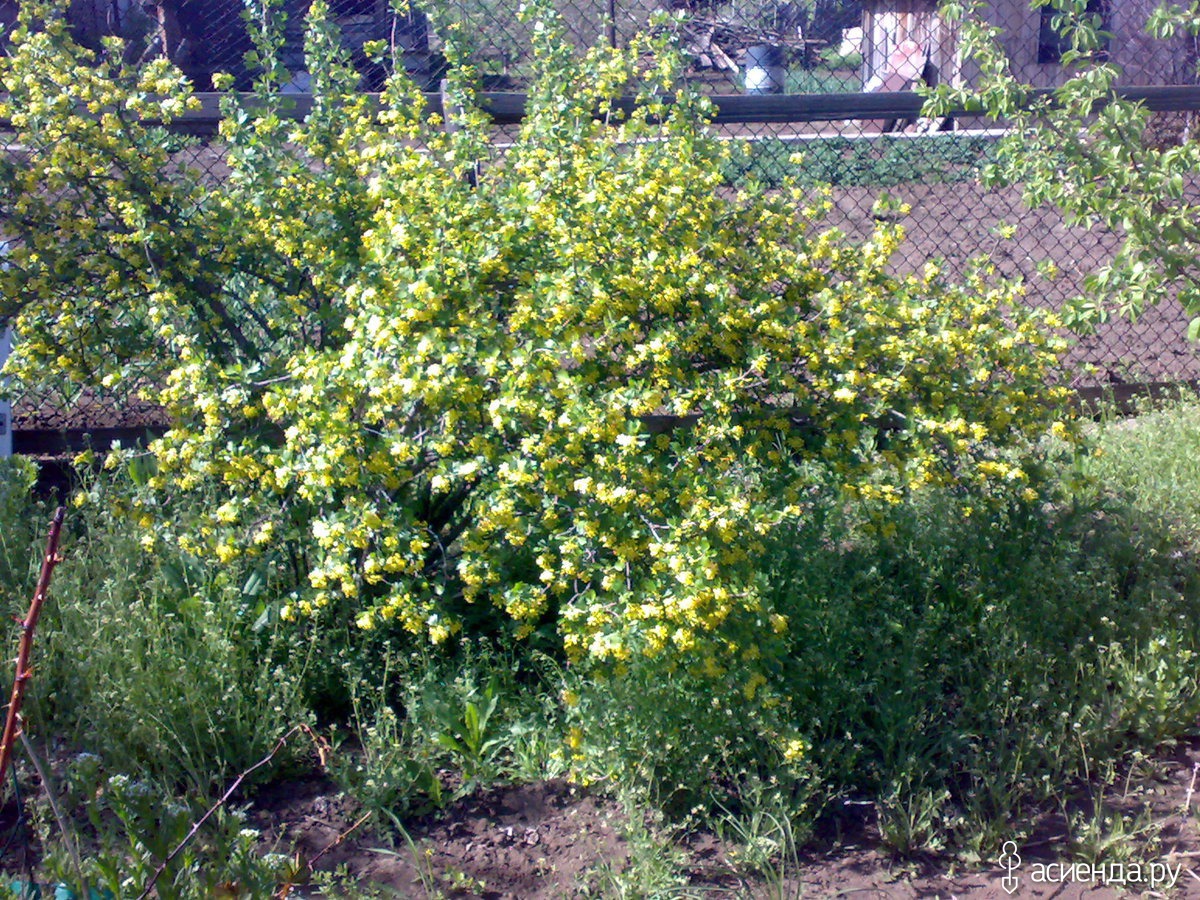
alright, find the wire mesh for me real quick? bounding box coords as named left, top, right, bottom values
left=5, top=0, right=1200, bottom=438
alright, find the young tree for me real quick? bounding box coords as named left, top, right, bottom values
left=928, top=0, right=1200, bottom=332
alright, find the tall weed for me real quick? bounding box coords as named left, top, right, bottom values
left=0, top=464, right=315, bottom=795
left=765, top=480, right=1200, bottom=854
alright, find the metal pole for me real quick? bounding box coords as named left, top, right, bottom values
left=607, top=0, right=617, bottom=49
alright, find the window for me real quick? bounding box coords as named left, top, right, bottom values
left=330, top=0, right=377, bottom=16
left=1038, top=0, right=1110, bottom=64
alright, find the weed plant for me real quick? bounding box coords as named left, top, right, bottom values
left=817, top=46, right=864, bottom=71
left=1081, top=395, right=1200, bottom=540
left=330, top=641, right=568, bottom=823
left=0, top=463, right=318, bottom=798
left=0, top=458, right=40, bottom=613
left=28, top=757, right=295, bottom=899
left=769, top=485, right=1200, bottom=856
left=0, top=465, right=321, bottom=891
left=786, top=65, right=861, bottom=94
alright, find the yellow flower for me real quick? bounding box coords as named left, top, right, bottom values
left=743, top=672, right=767, bottom=701
left=781, top=736, right=808, bottom=763
left=566, top=727, right=584, bottom=750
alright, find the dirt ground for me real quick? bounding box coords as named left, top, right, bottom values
left=817, top=180, right=1200, bottom=387
left=238, top=737, right=1200, bottom=898
left=3, top=646, right=1200, bottom=898
left=1, top=689, right=1194, bottom=898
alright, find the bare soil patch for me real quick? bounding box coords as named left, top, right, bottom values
left=229, top=738, right=1200, bottom=897
left=250, top=777, right=633, bottom=897
left=817, top=180, right=1200, bottom=387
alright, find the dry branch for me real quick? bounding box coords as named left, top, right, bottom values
left=136, top=723, right=328, bottom=900
left=0, top=506, right=66, bottom=788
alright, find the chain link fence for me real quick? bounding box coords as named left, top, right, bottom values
left=4, top=0, right=1200, bottom=442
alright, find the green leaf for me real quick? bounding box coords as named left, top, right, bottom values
left=241, top=567, right=267, bottom=599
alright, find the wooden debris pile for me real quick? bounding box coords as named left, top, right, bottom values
left=668, top=6, right=821, bottom=72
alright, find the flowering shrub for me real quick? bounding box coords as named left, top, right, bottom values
left=0, top=0, right=1073, bottom=671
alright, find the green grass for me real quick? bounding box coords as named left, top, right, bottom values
left=723, top=133, right=1001, bottom=190
left=19, top=486, right=314, bottom=795
left=1084, top=395, right=1200, bottom=538
left=771, top=484, right=1200, bottom=850
left=787, top=65, right=861, bottom=94
left=5, top=401, right=1200, bottom=890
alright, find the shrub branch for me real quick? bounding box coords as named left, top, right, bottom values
left=0, top=506, right=66, bottom=788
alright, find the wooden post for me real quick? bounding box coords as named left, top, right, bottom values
left=0, top=324, right=10, bottom=459
left=143, top=0, right=183, bottom=64
left=0, top=507, right=66, bottom=789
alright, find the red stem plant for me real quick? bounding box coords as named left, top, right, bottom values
left=0, top=506, right=66, bottom=788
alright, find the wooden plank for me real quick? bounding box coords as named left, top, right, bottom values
left=169, top=89, right=927, bottom=128
left=1072, top=380, right=1200, bottom=418
left=1114, top=85, right=1200, bottom=111
left=12, top=378, right=1199, bottom=460
left=163, top=84, right=1200, bottom=131
left=13, top=426, right=167, bottom=456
